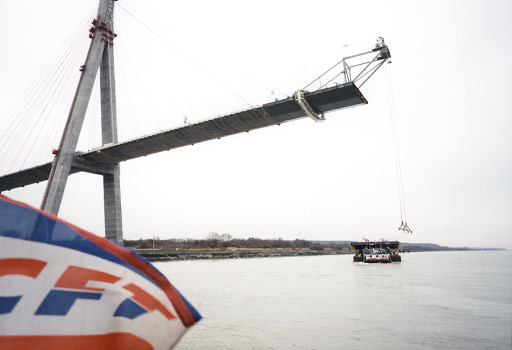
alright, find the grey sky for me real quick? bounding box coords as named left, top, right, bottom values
left=1, top=0, right=511, bottom=248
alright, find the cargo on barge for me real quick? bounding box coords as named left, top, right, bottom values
left=350, top=241, right=401, bottom=262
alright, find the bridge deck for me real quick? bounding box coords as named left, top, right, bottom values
left=0, top=83, right=366, bottom=192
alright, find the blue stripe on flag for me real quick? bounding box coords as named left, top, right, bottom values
left=0, top=199, right=156, bottom=286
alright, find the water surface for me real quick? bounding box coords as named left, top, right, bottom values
left=155, top=250, right=512, bottom=349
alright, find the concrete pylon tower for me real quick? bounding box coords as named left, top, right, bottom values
left=41, top=0, right=123, bottom=245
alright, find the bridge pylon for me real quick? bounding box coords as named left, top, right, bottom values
left=41, top=0, right=123, bottom=245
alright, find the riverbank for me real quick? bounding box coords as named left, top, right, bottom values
left=137, top=248, right=349, bottom=262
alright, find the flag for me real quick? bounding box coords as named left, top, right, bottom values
left=0, top=194, right=200, bottom=350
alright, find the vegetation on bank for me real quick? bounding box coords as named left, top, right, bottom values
left=123, top=233, right=352, bottom=261
left=123, top=233, right=351, bottom=252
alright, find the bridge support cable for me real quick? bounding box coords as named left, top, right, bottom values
left=113, top=25, right=165, bottom=134
left=20, top=31, right=93, bottom=171
left=117, top=0, right=298, bottom=118
left=116, top=2, right=254, bottom=109
left=41, top=0, right=124, bottom=245
left=113, top=3, right=229, bottom=134
left=386, top=63, right=412, bottom=234
left=0, top=17, right=93, bottom=175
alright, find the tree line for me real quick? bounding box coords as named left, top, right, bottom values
left=124, top=233, right=349, bottom=251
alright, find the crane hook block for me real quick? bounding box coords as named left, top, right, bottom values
left=398, top=221, right=413, bottom=234
left=294, top=90, right=325, bottom=122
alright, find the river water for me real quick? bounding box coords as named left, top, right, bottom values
left=155, top=250, right=512, bottom=349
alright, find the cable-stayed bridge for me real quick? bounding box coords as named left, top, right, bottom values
left=0, top=83, right=367, bottom=190
left=0, top=0, right=391, bottom=244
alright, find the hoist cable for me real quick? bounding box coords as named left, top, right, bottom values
left=385, top=63, right=411, bottom=233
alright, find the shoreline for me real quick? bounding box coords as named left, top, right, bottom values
left=136, top=247, right=506, bottom=262
left=137, top=248, right=349, bottom=262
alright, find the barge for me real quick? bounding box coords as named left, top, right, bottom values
left=350, top=241, right=401, bottom=262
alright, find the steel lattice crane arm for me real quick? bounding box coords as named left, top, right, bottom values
left=302, top=37, right=391, bottom=92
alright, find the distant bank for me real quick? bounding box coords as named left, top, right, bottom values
left=392, top=242, right=506, bottom=253
left=312, top=241, right=506, bottom=252
left=137, top=248, right=346, bottom=262
left=124, top=237, right=504, bottom=262
left=135, top=246, right=505, bottom=262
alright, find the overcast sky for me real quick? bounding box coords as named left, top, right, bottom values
left=1, top=0, right=511, bottom=249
